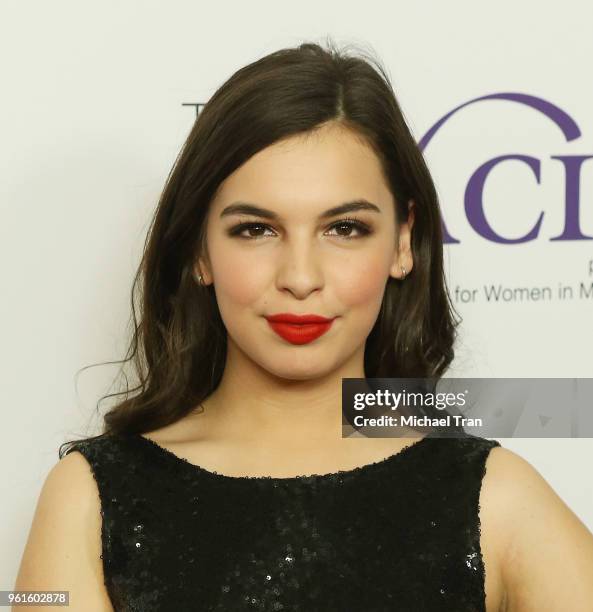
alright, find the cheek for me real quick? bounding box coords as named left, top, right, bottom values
left=332, top=253, right=389, bottom=308
left=210, top=244, right=269, bottom=308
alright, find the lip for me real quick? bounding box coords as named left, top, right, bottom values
left=264, top=313, right=337, bottom=345
left=265, top=313, right=334, bottom=324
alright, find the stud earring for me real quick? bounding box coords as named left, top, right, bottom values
left=401, top=265, right=407, bottom=279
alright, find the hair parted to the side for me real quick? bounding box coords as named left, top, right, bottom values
left=60, top=37, right=463, bottom=457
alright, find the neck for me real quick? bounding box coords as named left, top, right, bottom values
left=195, top=339, right=366, bottom=447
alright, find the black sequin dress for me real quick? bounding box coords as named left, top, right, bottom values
left=65, top=430, right=501, bottom=611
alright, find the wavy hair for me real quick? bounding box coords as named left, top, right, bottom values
left=60, top=38, right=462, bottom=456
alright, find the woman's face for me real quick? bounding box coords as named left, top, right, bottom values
left=197, top=122, right=414, bottom=380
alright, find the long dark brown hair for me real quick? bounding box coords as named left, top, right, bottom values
left=60, top=38, right=462, bottom=457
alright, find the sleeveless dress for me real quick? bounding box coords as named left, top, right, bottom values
left=65, top=430, right=501, bottom=612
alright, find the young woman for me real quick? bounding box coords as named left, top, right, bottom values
left=15, top=40, right=593, bottom=611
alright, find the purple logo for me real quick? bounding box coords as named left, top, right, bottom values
left=419, top=93, right=593, bottom=243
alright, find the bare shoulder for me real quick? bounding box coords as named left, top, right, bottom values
left=13, top=451, right=114, bottom=611
left=479, top=444, right=593, bottom=612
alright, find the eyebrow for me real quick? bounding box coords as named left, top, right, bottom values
left=219, top=199, right=382, bottom=221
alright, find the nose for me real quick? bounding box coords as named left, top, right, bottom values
left=275, top=237, right=324, bottom=299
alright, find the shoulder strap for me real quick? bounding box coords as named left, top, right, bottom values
left=64, top=433, right=129, bottom=505
left=458, top=435, right=501, bottom=583
left=415, top=433, right=501, bottom=609
left=64, top=433, right=141, bottom=608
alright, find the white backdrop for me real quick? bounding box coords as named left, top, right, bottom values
left=2, top=0, right=592, bottom=587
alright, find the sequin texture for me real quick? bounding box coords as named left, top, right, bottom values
left=65, top=431, right=501, bottom=611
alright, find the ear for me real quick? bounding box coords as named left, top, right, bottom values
left=193, top=254, right=213, bottom=286
left=389, top=199, right=415, bottom=280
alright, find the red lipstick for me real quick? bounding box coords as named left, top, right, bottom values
left=265, top=313, right=336, bottom=345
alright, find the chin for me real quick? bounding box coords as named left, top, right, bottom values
left=261, top=357, right=336, bottom=382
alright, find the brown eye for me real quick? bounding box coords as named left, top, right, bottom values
left=325, top=218, right=372, bottom=239
left=228, top=223, right=276, bottom=239
left=227, top=218, right=372, bottom=241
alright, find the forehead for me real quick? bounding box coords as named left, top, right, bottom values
left=210, top=124, right=394, bottom=217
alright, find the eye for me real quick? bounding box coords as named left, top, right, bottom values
left=325, top=217, right=372, bottom=240
left=227, top=217, right=372, bottom=241
left=227, top=222, right=276, bottom=239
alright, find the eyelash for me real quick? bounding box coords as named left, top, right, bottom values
left=227, top=217, right=373, bottom=241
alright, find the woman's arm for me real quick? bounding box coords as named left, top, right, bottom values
left=487, top=446, right=593, bottom=611
left=13, top=452, right=114, bottom=611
